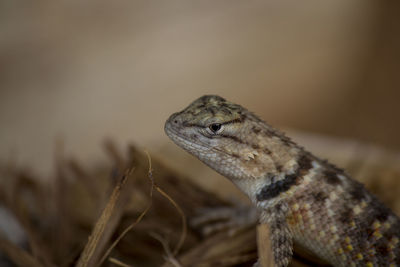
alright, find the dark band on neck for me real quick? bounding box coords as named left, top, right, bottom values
left=256, top=153, right=313, bottom=201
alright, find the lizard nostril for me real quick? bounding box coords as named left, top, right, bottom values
left=174, top=120, right=178, bottom=124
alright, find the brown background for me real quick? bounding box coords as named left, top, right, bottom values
left=1, top=1, right=399, bottom=175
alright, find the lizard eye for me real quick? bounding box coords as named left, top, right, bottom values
left=209, top=123, right=222, bottom=133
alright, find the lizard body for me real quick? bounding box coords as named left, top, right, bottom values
left=164, top=95, right=400, bottom=266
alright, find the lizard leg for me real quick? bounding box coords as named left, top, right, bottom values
left=259, top=204, right=293, bottom=267
left=269, top=218, right=293, bottom=267
left=253, top=219, right=293, bottom=267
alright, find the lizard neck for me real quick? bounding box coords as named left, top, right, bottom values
left=231, top=149, right=315, bottom=206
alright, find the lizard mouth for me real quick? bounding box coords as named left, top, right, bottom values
left=165, top=122, right=237, bottom=161
left=164, top=121, right=222, bottom=157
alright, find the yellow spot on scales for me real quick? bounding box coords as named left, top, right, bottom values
left=292, top=203, right=299, bottom=211
left=284, top=188, right=295, bottom=197
left=356, top=253, right=363, bottom=260
left=353, top=205, right=362, bottom=215
left=372, top=221, right=381, bottom=229
left=366, top=262, right=374, bottom=267
left=373, top=231, right=383, bottom=239
left=327, top=209, right=335, bottom=216
left=389, top=237, right=399, bottom=249
left=332, top=234, right=339, bottom=241
left=319, top=231, right=326, bottom=238
left=330, top=191, right=338, bottom=201
left=384, top=221, right=391, bottom=230
left=346, top=244, right=353, bottom=251
left=303, top=173, right=312, bottom=183
left=307, top=210, right=314, bottom=218
left=345, top=236, right=351, bottom=243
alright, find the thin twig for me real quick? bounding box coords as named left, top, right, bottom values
left=144, top=151, right=187, bottom=255
left=76, top=167, right=134, bottom=267
left=108, top=257, right=133, bottom=267
left=97, top=150, right=187, bottom=265
left=150, top=232, right=182, bottom=267
left=98, top=199, right=152, bottom=265
left=98, top=151, right=158, bottom=266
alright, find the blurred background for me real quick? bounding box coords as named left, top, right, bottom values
left=1, top=0, right=399, bottom=176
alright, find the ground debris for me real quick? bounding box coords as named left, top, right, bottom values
left=0, top=140, right=399, bottom=267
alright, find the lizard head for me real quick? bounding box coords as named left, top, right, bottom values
left=166, top=95, right=244, bottom=135
left=164, top=95, right=283, bottom=181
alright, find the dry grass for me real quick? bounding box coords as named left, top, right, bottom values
left=0, top=139, right=399, bottom=267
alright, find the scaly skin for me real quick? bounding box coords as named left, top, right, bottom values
left=164, top=95, right=400, bottom=267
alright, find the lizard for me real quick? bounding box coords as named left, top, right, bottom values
left=164, top=95, right=400, bottom=267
